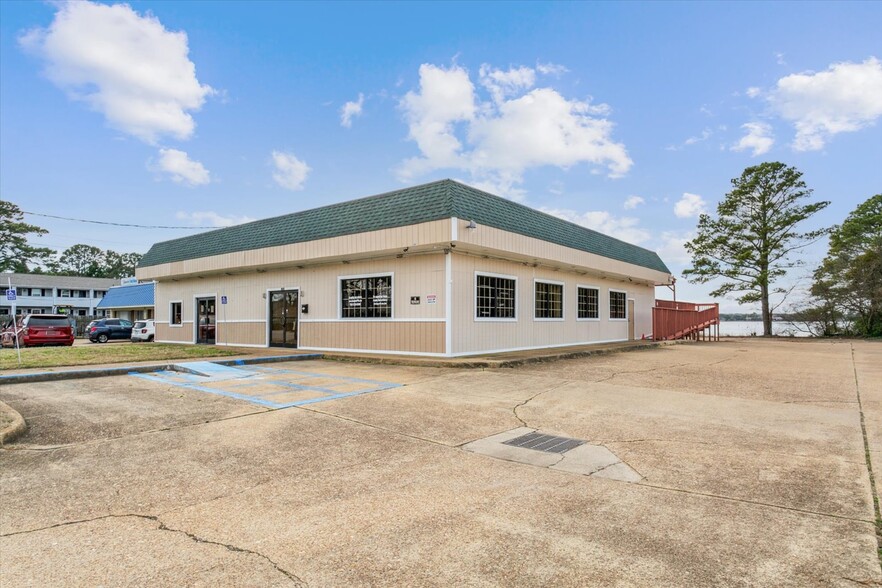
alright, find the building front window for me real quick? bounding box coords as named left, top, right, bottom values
left=534, top=281, right=563, bottom=319
left=476, top=274, right=516, bottom=319
left=610, top=290, right=627, bottom=320
left=170, top=302, right=183, bottom=325
left=341, top=275, right=392, bottom=319
left=577, top=287, right=599, bottom=319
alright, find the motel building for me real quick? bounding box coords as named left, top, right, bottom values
left=135, top=180, right=674, bottom=357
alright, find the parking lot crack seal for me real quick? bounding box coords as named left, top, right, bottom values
left=850, top=343, right=882, bottom=570
left=636, top=481, right=875, bottom=525
left=512, top=381, right=570, bottom=428
left=0, top=513, right=307, bottom=586
left=841, top=577, right=882, bottom=586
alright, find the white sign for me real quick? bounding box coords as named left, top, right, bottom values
left=426, top=294, right=437, bottom=304
left=120, top=277, right=138, bottom=286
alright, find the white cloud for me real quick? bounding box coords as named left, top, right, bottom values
left=271, top=151, right=310, bottom=191
left=175, top=211, right=254, bottom=227
left=666, top=128, right=711, bottom=151
left=399, top=64, right=476, bottom=179
left=398, top=62, right=631, bottom=197
left=19, top=1, right=213, bottom=144
left=674, top=193, right=706, bottom=218
left=155, top=148, right=210, bottom=186
left=479, top=64, right=536, bottom=104
left=775, top=52, right=787, bottom=66
left=536, top=62, right=569, bottom=76
left=541, top=207, right=650, bottom=245
left=655, top=231, right=695, bottom=266
left=731, top=122, right=774, bottom=156
left=770, top=57, right=882, bottom=151
left=623, top=195, right=645, bottom=210
left=340, top=93, right=364, bottom=128
left=746, top=86, right=761, bottom=98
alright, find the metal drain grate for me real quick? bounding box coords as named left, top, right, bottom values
left=502, top=432, right=585, bottom=454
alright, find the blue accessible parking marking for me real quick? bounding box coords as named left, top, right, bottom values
left=130, top=364, right=402, bottom=408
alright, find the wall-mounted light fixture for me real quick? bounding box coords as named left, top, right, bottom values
left=467, top=220, right=477, bottom=229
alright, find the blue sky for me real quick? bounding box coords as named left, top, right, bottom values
left=1, top=1, right=880, bottom=311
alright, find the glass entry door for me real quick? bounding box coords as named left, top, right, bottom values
left=196, top=297, right=216, bottom=344
left=269, top=290, right=298, bottom=348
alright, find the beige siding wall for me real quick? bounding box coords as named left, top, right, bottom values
left=453, top=218, right=670, bottom=285
left=450, top=254, right=655, bottom=354
left=301, top=322, right=444, bottom=354
left=154, top=254, right=447, bottom=351
left=137, top=220, right=452, bottom=281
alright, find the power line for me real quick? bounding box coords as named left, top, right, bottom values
left=23, top=211, right=214, bottom=230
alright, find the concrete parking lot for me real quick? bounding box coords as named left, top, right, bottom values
left=1, top=338, right=880, bottom=587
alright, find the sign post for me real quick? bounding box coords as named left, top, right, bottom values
left=221, top=295, right=228, bottom=347
left=6, top=278, right=21, bottom=366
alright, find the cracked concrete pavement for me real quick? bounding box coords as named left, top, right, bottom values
left=1, top=338, right=881, bottom=586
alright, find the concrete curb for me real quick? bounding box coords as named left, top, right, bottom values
left=0, top=354, right=323, bottom=385
left=323, top=340, right=688, bottom=369
left=0, top=400, right=26, bottom=446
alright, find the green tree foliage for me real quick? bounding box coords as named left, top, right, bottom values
left=684, top=162, right=830, bottom=336
left=103, top=250, right=143, bottom=279
left=812, top=194, right=882, bottom=336
left=49, top=245, right=143, bottom=278
left=0, top=200, right=55, bottom=272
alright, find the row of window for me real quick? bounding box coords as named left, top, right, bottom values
left=477, top=275, right=626, bottom=320
left=163, top=274, right=627, bottom=323
left=0, top=288, right=105, bottom=298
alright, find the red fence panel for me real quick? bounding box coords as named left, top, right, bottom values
left=652, top=301, right=719, bottom=341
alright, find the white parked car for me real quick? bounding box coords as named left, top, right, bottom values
left=130, top=319, right=155, bottom=342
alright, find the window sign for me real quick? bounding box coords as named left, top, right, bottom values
left=341, top=275, right=392, bottom=318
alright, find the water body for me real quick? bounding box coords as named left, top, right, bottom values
left=718, top=321, right=811, bottom=337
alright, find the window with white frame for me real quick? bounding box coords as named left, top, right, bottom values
left=170, top=302, right=183, bottom=325
left=476, top=274, right=516, bottom=319
left=577, top=287, right=599, bottom=319
left=609, top=290, right=627, bottom=320
left=341, top=275, right=392, bottom=318
left=534, top=281, right=563, bottom=319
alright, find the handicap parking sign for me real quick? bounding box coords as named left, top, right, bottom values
left=221, top=295, right=228, bottom=304
left=6, top=288, right=16, bottom=301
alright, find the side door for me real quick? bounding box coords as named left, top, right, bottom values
left=105, top=319, right=121, bottom=338
left=119, top=319, right=133, bottom=339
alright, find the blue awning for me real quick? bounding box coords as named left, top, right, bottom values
left=96, top=282, right=154, bottom=309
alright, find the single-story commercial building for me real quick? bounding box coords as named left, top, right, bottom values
left=136, top=180, right=673, bottom=356
left=95, top=282, right=155, bottom=321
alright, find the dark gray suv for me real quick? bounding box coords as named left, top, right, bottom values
left=87, top=318, right=133, bottom=343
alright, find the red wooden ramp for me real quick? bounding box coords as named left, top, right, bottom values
left=652, top=300, right=720, bottom=341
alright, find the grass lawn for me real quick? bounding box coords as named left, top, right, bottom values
left=0, top=342, right=240, bottom=371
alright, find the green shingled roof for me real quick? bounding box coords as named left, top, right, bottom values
left=139, top=179, right=671, bottom=274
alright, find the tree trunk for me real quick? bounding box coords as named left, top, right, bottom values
left=761, top=283, right=772, bottom=336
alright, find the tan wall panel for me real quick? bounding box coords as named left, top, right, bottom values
left=152, top=254, right=448, bottom=350
left=137, top=220, right=451, bottom=281
left=300, top=321, right=444, bottom=354
left=451, top=253, right=655, bottom=354
left=215, top=322, right=266, bottom=347
left=452, top=219, right=670, bottom=285
left=156, top=322, right=193, bottom=343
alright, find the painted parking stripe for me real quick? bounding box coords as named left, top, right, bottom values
left=129, top=369, right=402, bottom=408
left=129, top=372, right=287, bottom=408
left=240, top=365, right=400, bottom=388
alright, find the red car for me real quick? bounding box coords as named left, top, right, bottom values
left=2, top=314, right=75, bottom=347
